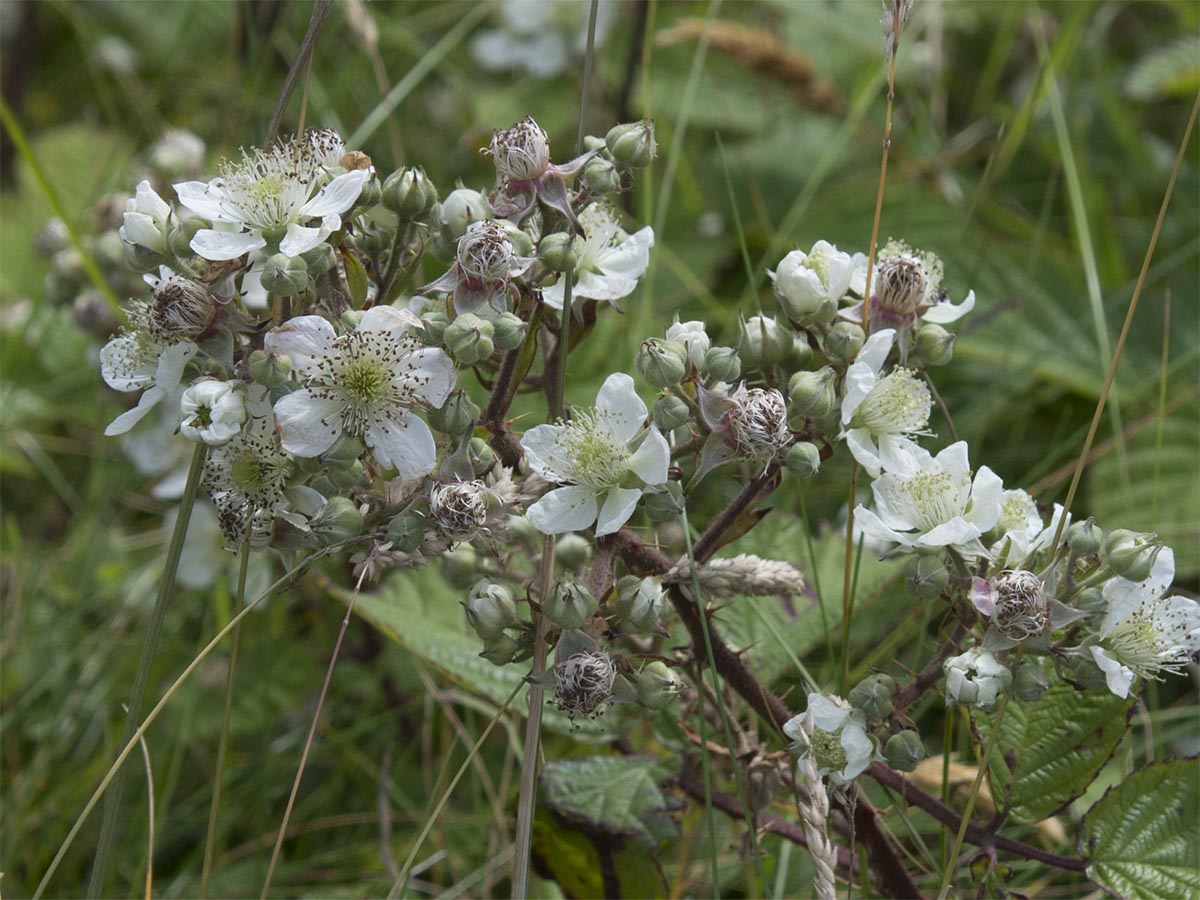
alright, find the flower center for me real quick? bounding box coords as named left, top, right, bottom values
left=188, top=405, right=214, bottom=429
left=231, top=453, right=268, bottom=493
left=876, top=257, right=928, bottom=315
left=901, top=468, right=965, bottom=531
left=999, top=491, right=1038, bottom=534
left=810, top=728, right=847, bottom=772
left=856, top=369, right=930, bottom=434
left=558, top=412, right=628, bottom=489
left=341, top=360, right=389, bottom=401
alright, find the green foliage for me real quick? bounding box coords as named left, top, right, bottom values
left=1080, top=757, right=1200, bottom=899
left=977, top=671, right=1133, bottom=823
left=531, top=807, right=669, bottom=899
left=540, top=755, right=677, bottom=846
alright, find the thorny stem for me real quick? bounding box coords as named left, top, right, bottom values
left=199, top=532, right=252, bottom=897
left=259, top=562, right=373, bottom=898
left=88, top=442, right=207, bottom=899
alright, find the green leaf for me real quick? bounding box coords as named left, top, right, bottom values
left=350, top=569, right=609, bottom=737
left=1080, top=757, right=1200, bottom=899
left=976, top=672, right=1132, bottom=822
left=540, top=755, right=677, bottom=846
left=341, top=248, right=370, bottom=308
left=531, top=806, right=669, bottom=899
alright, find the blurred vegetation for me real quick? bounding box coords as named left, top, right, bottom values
left=1, top=1, right=1196, bottom=897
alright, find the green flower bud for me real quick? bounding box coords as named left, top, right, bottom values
left=354, top=174, right=382, bottom=211
left=637, top=338, right=689, bottom=388
left=168, top=218, right=204, bottom=259
left=261, top=252, right=308, bottom=297
left=428, top=389, right=480, bottom=437
left=543, top=579, right=597, bottom=630
left=785, top=441, right=821, bottom=479
left=653, top=395, right=691, bottom=431
left=1102, top=529, right=1163, bottom=581
left=312, top=497, right=364, bottom=544
left=788, top=367, right=837, bottom=419
left=93, top=230, right=126, bottom=270
left=643, top=483, right=685, bottom=523
left=739, top=315, right=786, bottom=371
left=554, top=533, right=592, bottom=572
left=605, top=119, right=657, bottom=170
left=124, top=241, right=164, bottom=273
left=421, top=308, right=450, bottom=346
left=492, top=311, right=527, bottom=350
left=703, top=346, right=741, bottom=383
left=1011, top=663, right=1050, bottom=702
left=635, top=661, right=683, bottom=710
left=439, top=187, right=489, bottom=242
left=849, top=673, right=895, bottom=719
left=321, top=434, right=365, bottom=468
left=301, top=243, right=337, bottom=274
left=326, top=460, right=364, bottom=490
left=479, top=632, right=519, bottom=666
left=782, top=332, right=814, bottom=372
left=385, top=513, right=425, bottom=553
left=1067, top=518, right=1103, bottom=556
left=1075, top=586, right=1106, bottom=614
left=904, top=554, right=950, bottom=600
left=911, top=323, right=956, bottom=367
left=340, top=309, right=365, bottom=331
left=883, top=731, right=924, bottom=772
left=824, top=321, right=865, bottom=363
left=442, top=545, right=479, bottom=588
left=539, top=232, right=578, bottom=273
left=496, top=218, right=533, bottom=257
left=583, top=135, right=606, bottom=152
left=581, top=155, right=621, bottom=195
left=463, top=579, right=519, bottom=640
left=615, top=576, right=666, bottom=633
left=467, top=436, right=496, bottom=475
left=382, top=166, right=439, bottom=219
left=444, top=313, right=495, bottom=366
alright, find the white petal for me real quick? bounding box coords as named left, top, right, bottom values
left=100, top=334, right=151, bottom=392
left=922, top=290, right=975, bottom=324
left=854, top=505, right=910, bottom=547
left=1090, top=647, right=1132, bottom=699
left=121, top=212, right=166, bottom=252
left=401, top=347, right=457, bottom=409
left=1102, top=547, right=1176, bottom=634
left=627, top=428, right=669, bottom=486
left=917, top=517, right=982, bottom=551
left=134, top=180, right=172, bottom=220
left=366, top=412, right=436, bottom=477
left=845, top=428, right=884, bottom=477
left=595, top=373, right=647, bottom=443
left=837, top=723, right=874, bottom=782
left=965, top=465, right=1004, bottom=531
left=278, top=221, right=330, bottom=257
left=595, top=487, right=642, bottom=537
left=301, top=170, right=369, bottom=217
left=521, top=424, right=570, bottom=481
left=540, top=276, right=566, bottom=310
left=857, top=329, right=895, bottom=375
left=273, top=388, right=344, bottom=457
left=190, top=228, right=266, bottom=261
left=173, top=180, right=230, bottom=221
left=360, top=304, right=421, bottom=337
left=527, top=485, right=599, bottom=535
left=240, top=263, right=269, bottom=309
left=935, top=441, right=972, bottom=477
left=154, top=342, right=199, bottom=394
left=808, top=695, right=849, bottom=732
left=264, top=315, right=337, bottom=375
left=877, top=434, right=923, bottom=478
left=573, top=268, right=638, bottom=302
left=105, top=387, right=164, bottom=436
left=597, top=226, right=654, bottom=278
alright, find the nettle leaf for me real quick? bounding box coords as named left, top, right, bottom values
left=976, top=673, right=1132, bottom=822
left=1080, top=757, right=1200, bottom=899
left=350, top=570, right=609, bottom=738
left=531, top=807, right=669, bottom=899
left=540, top=755, right=678, bottom=846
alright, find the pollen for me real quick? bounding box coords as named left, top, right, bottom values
left=857, top=368, right=930, bottom=434
left=341, top=360, right=388, bottom=401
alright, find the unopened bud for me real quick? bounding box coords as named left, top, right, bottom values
left=492, top=311, right=527, bottom=350
left=382, top=166, right=439, bottom=219
left=581, top=155, right=621, bottom=194
left=605, top=120, right=656, bottom=170
left=703, top=346, right=741, bottom=383
left=385, top=513, right=425, bottom=553
left=912, top=323, right=955, bottom=367
left=428, top=389, right=480, bottom=437
left=442, top=545, right=479, bottom=588
left=321, top=434, right=365, bottom=468
left=944, top=649, right=1011, bottom=711
left=788, top=366, right=837, bottom=419
left=421, top=308, right=450, bottom=346
left=554, top=533, right=592, bottom=571
left=544, top=579, right=597, bottom=630
left=905, top=555, right=950, bottom=600
left=785, top=441, right=821, bottom=479
left=783, top=332, right=814, bottom=371
left=1012, top=663, right=1050, bottom=702
left=340, top=309, right=365, bottom=331
left=849, top=673, right=895, bottom=719
left=1102, top=529, right=1163, bottom=581
left=440, top=187, right=490, bottom=241
left=463, top=579, right=519, bottom=640
left=883, top=730, right=924, bottom=772
left=479, top=632, right=519, bottom=666
left=637, top=338, right=688, bottom=388
left=824, top=321, right=865, bottom=363
left=739, top=315, right=786, bottom=370
left=636, top=661, right=682, bottom=710
left=168, top=218, right=204, bottom=259
left=1076, top=586, right=1106, bottom=614
left=249, top=349, right=292, bottom=387
left=1067, top=518, right=1103, bottom=556
left=261, top=252, right=308, bottom=297
left=653, top=395, right=691, bottom=431
left=313, top=497, right=364, bottom=544
left=496, top=218, right=533, bottom=257
left=301, top=243, right=337, bottom=274
left=354, top=174, right=382, bottom=211
left=444, top=313, right=495, bottom=365
left=615, top=576, right=666, bottom=633
left=539, top=232, right=578, bottom=273
left=466, top=437, right=495, bottom=475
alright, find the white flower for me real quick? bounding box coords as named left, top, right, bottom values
left=1090, top=547, right=1200, bottom=699
left=179, top=379, right=248, bottom=446
left=988, top=490, right=1068, bottom=565
left=119, top=180, right=173, bottom=253
left=665, top=319, right=710, bottom=370
left=100, top=305, right=198, bottom=436
left=944, top=648, right=1011, bottom=710
left=471, top=0, right=617, bottom=79
left=175, top=129, right=368, bottom=262
left=521, top=373, right=669, bottom=537
left=770, top=240, right=855, bottom=324
left=265, top=305, right=456, bottom=477
left=854, top=441, right=1003, bottom=557
left=783, top=693, right=874, bottom=786
left=541, top=204, right=654, bottom=310
left=840, top=328, right=931, bottom=477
